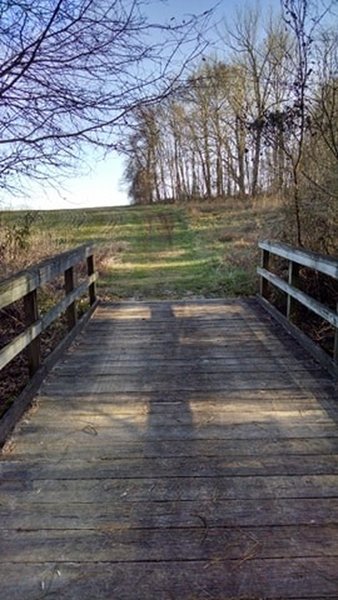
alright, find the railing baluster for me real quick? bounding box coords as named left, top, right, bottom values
left=87, top=254, right=96, bottom=306
left=286, top=260, right=299, bottom=321
left=334, top=302, right=338, bottom=365
left=64, top=266, right=77, bottom=331
left=23, top=289, right=41, bottom=375
left=260, top=248, right=270, bottom=299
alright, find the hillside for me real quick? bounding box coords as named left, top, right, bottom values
left=0, top=197, right=282, bottom=299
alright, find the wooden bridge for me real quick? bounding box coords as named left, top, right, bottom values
left=0, top=243, right=338, bottom=599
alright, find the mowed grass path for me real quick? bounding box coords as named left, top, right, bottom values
left=100, top=205, right=254, bottom=299
left=1, top=200, right=281, bottom=299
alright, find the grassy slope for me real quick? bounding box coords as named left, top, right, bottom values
left=1, top=198, right=282, bottom=298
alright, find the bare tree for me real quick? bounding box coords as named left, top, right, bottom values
left=0, top=0, right=211, bottom=193
left=279, top=0, right=330, bottom=245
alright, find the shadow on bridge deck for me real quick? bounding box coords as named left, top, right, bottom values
left=0, top=298, right=337, bottom=599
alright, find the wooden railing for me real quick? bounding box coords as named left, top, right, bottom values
left=257, top=240, right=338, bottom=373
left=0, top=243, right=97, bottom=376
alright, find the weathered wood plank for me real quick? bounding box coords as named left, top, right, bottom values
left=52, top=360, right=324, bottom=375
left=1, top=525, right=338, bottom=562
left=18, top=409, right=338, bottom=429
left=7, top=436, right=338, bottom=460
left=26, top=399, right=338, bottom=418
left=3, top=454, right=338, bottom=479
left=67, top=346, right=312, bottom=363
left=77, top=330, right=297, bottom=344
left=0, top=558, right=337, bottom=599
left=1, top=497, right=337, bottom=530
left=58, top=352, right=321, bottom=366
left=36, top=388, right=336, bottom=403
left=13, top=421, right=338, bottom=441
left=0, top=320, right=42, bottom=371
left=1, top=474, right=338, bottom=503
left=41, top=373, right=334, bottom=394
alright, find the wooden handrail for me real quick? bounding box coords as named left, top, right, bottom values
left=257, top=240, right=338, bottom=370
left=259, top=240, right=338, bottom=279
left=0, top=244, right=97, bottom=375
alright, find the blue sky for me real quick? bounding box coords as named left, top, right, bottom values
left=5, top=0, right=283, bottom=211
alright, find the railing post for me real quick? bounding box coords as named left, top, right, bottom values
left=334, top=302, right=338, bottom=365
left=23, top=289, right=41, bottom=375
left=286, top=260, right=299, bottom=321
left=64, top=266, right=77, bottom=330
left=260, top=248, right=269, bottom=298
left=87, top=253, right=96, bottom=306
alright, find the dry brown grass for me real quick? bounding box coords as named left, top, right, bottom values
left=0, top=229, right=69, bottom=279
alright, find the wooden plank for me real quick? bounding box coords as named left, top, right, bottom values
left=1, top=474, right=338, bottom=503
left=83, top=318, right=283, bottom=329
left=3, top=453, right=338, bottom=479
left=20, top=407, right=338, bottom=429
left=7, top=436, right=338, bottom=460
left=8, top=432, right=338, bottom=462
left=0, top=558, right=337, bottom=599
left=71, top=344, right=308, bottom=361
left=64, top=347, right=318, bottom=363
left=52, top=358, right=324, bottom=374
left=28, top=398, right=338, bottom=416
left=40, top=375, right=333, bottom=394
left=13, top=421, right=338, bottom=444
left=1, top=497, right=338, bottom=530
left=35, top=388, right=335, bottom=403
left=259, top=240, right=338, bottom=279
left=1, top=524, right=338, bottom=562
left=75, top=334, right=304, bottom=349
left=37, top=386, right=332, bottom=400
left=0, top=320, right=42, bottom=371
left=0, top=271, right=37, bottom=311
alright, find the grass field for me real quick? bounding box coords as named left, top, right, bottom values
left=1, top=197, right=282, bottom=299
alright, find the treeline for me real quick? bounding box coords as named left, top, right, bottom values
left=123, top=1, right=337, bottom=252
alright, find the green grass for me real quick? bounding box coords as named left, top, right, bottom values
left=1, top=198, right=282, bottom=299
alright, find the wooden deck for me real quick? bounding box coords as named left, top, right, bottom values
left=1, top=298, right=338, bottom=599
